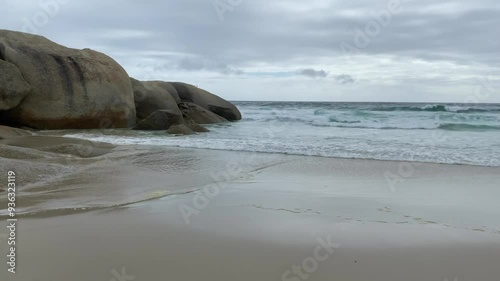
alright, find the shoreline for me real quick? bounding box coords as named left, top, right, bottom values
left=33, top=128, right=500, bottom=168
left=2, top=134, right=500, bottom=216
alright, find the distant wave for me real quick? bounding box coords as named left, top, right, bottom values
left=373, top=105, right=448, bottom=112
left=314, top=124, right=429, bottom=130
left=314, top=109, right=328, bottom=115
left=328, top=117, right=361, bottom=124
left=455, top=108, right=500, bottom=114
left=320, top=122, right=500, bottom=131
left=263, top=115, right=500, bottom=131
left=320, top=120, right=500, bottom=131
left=370, top=104, right=500, bottom=113
left=438, top=123, right=500, bottom=131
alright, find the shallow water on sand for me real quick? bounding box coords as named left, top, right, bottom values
left=2, top=143, right=500, bottom=229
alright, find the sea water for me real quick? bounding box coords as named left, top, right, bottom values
left=64, top=102, right=500, bottom=167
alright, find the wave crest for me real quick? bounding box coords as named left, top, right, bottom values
left=438, top=123, right=500, bottom=131
left=371, top=104, right=500, bottom=113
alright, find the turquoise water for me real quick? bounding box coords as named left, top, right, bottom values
left=64, top=102, right=500, bottom=167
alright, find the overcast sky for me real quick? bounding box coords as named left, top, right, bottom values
left=2, top=0, right=500, bottom=102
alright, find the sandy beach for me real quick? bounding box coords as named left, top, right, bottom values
left=1, top=135, right=499, bottom=281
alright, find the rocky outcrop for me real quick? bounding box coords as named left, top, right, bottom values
left=144, top=81, right=181, bottom=104
left=133, top=110, right=183, bottom=131
left=171, top=82, right=241, bottom=121
left=0, top=30, right=136, bottom=129
left=0, top=60, right=30, bottom=110
left=178, top=102, right=228, bottom=124
left=183, top=117, right=210, bottom=133
left=131, top=78, right=181, bottom=121
left=167, top=124, right=196, bottom=135
left=0, top=29, right=241, bottom=134
left=131, top=79, right=238, bottom=133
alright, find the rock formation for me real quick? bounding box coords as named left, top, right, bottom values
left=0, top=29, right=241, bottom=134
left=171, top=82, right=241, bottom=121
left=0, top=30, right=136, bottom=129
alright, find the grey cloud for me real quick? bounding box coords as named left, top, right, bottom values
left=298, top=68, right=329, bottom=78
left=7, top=0, right=498, bottom=67
left=2, top=0, right=500, bottom=101
left=177, top=58, right=205, bottom=71
left=335, top=75, right=355, bottom=84
left=176, top=57, right=243, bottom=75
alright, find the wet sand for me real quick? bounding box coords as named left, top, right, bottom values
left=1, top=135, right=500, bottom=281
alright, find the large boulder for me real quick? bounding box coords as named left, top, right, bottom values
left=170, top=82, right=241, bottom=121
left=178, top=102, right=228, bottom=124
left=0, top=60, right=31, bottom=110
left=133, top=110, right=183, bottom=131
left=144, top=81, right=181, bottom=104
left=183, top=117, right=210, bottom=133
left=0, top=30, right=136, bottom=129
left=131, top=78, right=181, bottom=120
left=167, top=124, right=195, bottom=135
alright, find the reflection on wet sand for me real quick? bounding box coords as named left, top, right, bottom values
left=1, top=134, right=500, bottom=281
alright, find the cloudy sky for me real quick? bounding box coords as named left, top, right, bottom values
left=2, top=0, right=500, bottom=102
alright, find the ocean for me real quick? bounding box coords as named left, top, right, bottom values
left=63, top=102, right=500, bottom=167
